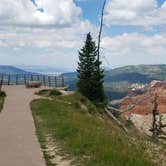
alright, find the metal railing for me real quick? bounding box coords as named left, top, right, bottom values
left=0, top=74, right=65, bottom=87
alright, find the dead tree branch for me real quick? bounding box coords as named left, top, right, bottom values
left=105, top=107, right=128, bottom=133
left=97, top=0, right=107, bottom=65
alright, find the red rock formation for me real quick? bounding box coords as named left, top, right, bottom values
left=120, top=81, right=166, bottom=116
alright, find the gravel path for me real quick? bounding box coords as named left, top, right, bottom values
left=0, top=86, right=46, bottom=166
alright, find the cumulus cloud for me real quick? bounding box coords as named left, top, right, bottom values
left=0, top=0, right=98, bottom=67
left=0, top=0, right=97, bottom=49
left=0, top=16, right=97, bottom=67
left=0, top=0, right=165, bottom=68
left=104, top=0, right=166, bottom=28
left=0, top=20, right=97, bottom=48
left=102, top=33, right=166, bottom=57
left=98, top=32, right=166, bottom=67
left=0, top=0, right=81, bottom=26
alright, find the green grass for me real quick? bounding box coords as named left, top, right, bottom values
left=0, top=91, right=6, bottom=112
left=36, top=89, right=62, bottom=97
left=31, top=93, right=155, bottom=166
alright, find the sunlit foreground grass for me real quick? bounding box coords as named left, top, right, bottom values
left=31, top=92, right=154, bottom=166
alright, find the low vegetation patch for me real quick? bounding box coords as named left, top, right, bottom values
left=36, top=89, right=62, bottom=97
left=31, top=92, right=156, bottom=166
left=0, top=91, right=6, bottom=112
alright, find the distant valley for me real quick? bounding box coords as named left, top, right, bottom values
left=1, top=64, right=166, bottom=101
left=62, top=64, right=166, bottom=100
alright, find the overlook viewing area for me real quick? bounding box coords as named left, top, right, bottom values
left=0, top=74, right=65, bottom=87
left=0, top=74, right=67, bottom=165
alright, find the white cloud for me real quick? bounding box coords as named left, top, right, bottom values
left=99, top=32, right=166, bottom=67
left=0, top=0, right=165, bottom=68
left=104, top=0, right=166, bottom=28
left=0, top=0, right=97, bottom=49
left=0, top=20, right=97, bottom=48
left=0, top=0, right=98, bottom=67
left=0, top=0, right=81, bottom=26
left=102, top=33, right=166, bottom=55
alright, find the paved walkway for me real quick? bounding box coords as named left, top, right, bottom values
left=0, top=86, right=46, bottom=166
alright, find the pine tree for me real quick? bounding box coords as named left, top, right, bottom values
left=77, top=33, right=105, bottom=103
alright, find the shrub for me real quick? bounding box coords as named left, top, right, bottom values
left=36, top=89, right=62, bottom=97
left=73, top=101, right=81, bottom=109
left=49, top=89, right=62, bottom=96
left=0, top=91, right=6, bottom=97
left=36, top=89, right=50, bottom=96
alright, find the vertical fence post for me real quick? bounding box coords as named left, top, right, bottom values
left=55, top=77, right=57, bottom=87
left=1, top=74, right=4, bottom=85
left=31, top=75, right=33, bottom=81
left=16, top=75, right=18, bottom=85
left=43, top=75, right=46, bottom=86
left=62, top=76, right=65, bottom=87
left=8, top=75, right=10, bottom=85
left=0, top=79, right=2, bottom=92
left=48, top=76, right=51, bottom=87
left=37, top=75, right=40, bottom=81
left=24, top=75, right=26, bottom=84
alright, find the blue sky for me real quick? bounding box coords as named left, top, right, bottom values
left=0, top=0, right=166, bottom=70
left=75, top=0, right=104, bottom=25
left=76, top=0, right=166, bottom=36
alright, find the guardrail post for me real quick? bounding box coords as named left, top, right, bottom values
left=62, top=77, right=65, bottom=87
left=31, top=75, right=33, bottom=81
left=24, top=75, right=26, bottom=84
left=8, top=75, right=10, bottom=85
left=0, top=79, right=2, bottom=92
left=16, top=75, right=18, bottom=85
left=1, top=74, right=4, bottom=85
left=37, top=75, right=40, bottom=81
left=48, top=76, right=51, bottom=87
left=43, top=75, right=46, bottom=86
left=55, top=77, right=57, bottom=87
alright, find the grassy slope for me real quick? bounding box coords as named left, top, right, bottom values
left=31, top=93, right=155, bottom=166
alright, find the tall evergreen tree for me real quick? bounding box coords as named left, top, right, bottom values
left=77, top=32, right=105, bottom=103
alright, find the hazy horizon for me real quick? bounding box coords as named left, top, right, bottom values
left=1, top=63, right=166, bottom=76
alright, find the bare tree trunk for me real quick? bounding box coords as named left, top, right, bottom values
left=97, top=0, right=107, bottom=66
left=105, top=107, right=128, bottom=133
left=150, top=93, right=159, bottom=138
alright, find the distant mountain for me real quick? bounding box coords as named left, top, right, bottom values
left=62, top=64, right=166, bottom=82
left=62, top=64, right=166, bottom=100
left=104, top=72, right=154, bottom=83
left=16, top=65, right=74, bottom=76
left=0, top=65, right=31, bottom=75
left=105, top=64, right=166, bottom=81
left=61, top=72, right=77, bottom=77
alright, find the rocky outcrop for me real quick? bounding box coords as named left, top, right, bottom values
left=120, top=80, right=166, bottom=116
left=113, top=80, right=166, bottom=136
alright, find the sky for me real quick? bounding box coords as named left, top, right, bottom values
left=0, top=0, right=166, bottom=70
